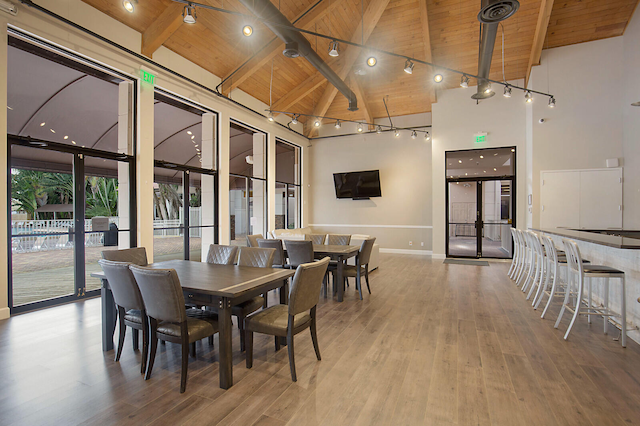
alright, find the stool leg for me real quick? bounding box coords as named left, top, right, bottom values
left=621, top=276, right=626, bottom=348
left=587, top=277, right=592, bottom=324
left=541, top=261, right=558, bottom=318
left=534, top=258, right=550, bottom=310
left=555, top=270, right=572, bottom=329
left=603, top=278, right=609, bottom=335
left=564, top=273, right=583, bottom=340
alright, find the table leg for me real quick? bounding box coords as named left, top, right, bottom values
left=356, top=254, right=362, bottom=300
left=219, top=297, right=233, bottom=389
left=337, top=256, right=344, bottom=302
left=101, top=279, right=117, bottom=352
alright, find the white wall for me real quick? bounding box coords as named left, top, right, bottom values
left=309, top=113, right=432, bottom=253
left=431, top=81, right=528, bottom=257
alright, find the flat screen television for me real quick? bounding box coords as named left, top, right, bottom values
left=333, top=170, right=382, bottom=199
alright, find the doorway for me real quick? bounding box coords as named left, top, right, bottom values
left=445, top=147, right=516, bottom=259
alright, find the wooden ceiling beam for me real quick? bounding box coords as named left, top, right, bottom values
left=271, top=71, right=328, bottom=114
left=220, top=0, right=341, bottom=96
left=526, top=0, right=555, bottom=88
left=350, top=77, right=374, bottom=129
left=141, top=3, right=185, bottom=59
left=306, top=0, right=391, bottom=137
left=418, top=0, right=436, bottom=104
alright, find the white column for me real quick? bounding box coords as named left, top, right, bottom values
left=252, top=133, right=266, bottom=237
left=267, top=133, right=276, bottom=232
left=218, top=112, right=230, bottom=244
left=137, top=68, right=155, bottom=261
left=0, top=20, right=9, bottom=319
left=200, top=113, right=215, bottom=260
left=117, top=81, right=133, bottom=249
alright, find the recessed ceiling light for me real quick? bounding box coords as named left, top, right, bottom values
left=494, top=153, right=498, bottom=156
left=494, top=168, right=497, bottom=171
left=367, top=56, right=377, bottom=67
left=511, top=148, right=515, bottom=152
left=458, top=160, right=462, bottom=163
left=40, top=122, right=45, bottom=126
left=63, top=136, right=68, bottom=140
left=242, top=25, right=253, bottom=37
left=191, top=135, right=195, bottom=139
left=434, top=74, right=443, bottom=83
left=479, top=155, right=484, bottom=159
left=123, top=0, right=136, bottom=13
left=187, top=131, right=192, bottom=135
left=71, top=141, right=76, bottom=145
left=465, top=173, right=468, bottom=176
left=50, top=129, right=55, bottom=133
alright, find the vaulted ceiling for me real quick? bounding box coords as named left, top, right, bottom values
left=82, top=0, right=639, bottom=136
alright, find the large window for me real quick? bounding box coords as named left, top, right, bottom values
left=153, top=92, right=217, bottom=261
left=229, top=121, right=266, bottom=246
left=275, top=139, right=301, bottom=230
left=7, top=34, right=135, bottom=312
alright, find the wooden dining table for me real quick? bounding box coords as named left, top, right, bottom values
left=91, top=260, right=295, bottom=389
left=283, top=244, right=360, bottom=302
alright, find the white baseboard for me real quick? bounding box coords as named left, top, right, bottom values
left=379, top=248, right=433, bottom=256
left=0, top=307, right=10, bottom=320
left=431, top=253, right=446, bottom=260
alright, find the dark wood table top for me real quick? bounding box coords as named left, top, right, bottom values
left=532, top=228, right=640, bottom=249
left=91, top=260, right=295, bottom=298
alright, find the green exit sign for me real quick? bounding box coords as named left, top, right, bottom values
left=140, top=70, right=155, bottom=85
left=475, top=135, right=486, bottom=143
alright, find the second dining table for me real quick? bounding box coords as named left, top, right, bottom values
left=92, top=259, right=295, bottom=389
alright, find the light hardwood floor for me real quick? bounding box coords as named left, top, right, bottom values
left=1, top=254, right=640, bottom=425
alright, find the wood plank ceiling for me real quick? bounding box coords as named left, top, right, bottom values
left=82, top=0, right=639, bottom=136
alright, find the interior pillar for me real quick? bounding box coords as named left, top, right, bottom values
left=0, top=20, right=9, bottom=319
left=218, top=112, right=230, bottom=245
left=200, top=113, right=216, bottom=260
left=117, top=81, right=133, bottom=249
left=252, top=133, right=266, bottom=237
left=267, top=133, right=276, bottom=233
left=137, top=68, right=154, bottom=261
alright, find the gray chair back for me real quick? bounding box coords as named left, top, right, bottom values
left=102, top=247, right=148, bottom=266
left=307, top=234, right=326, bottom=245
left=246, top=234, right=263, bottom=247
left=238, top=247, right=275, bottom=268
left=257, top=239, right=284, bottom=266
left=98, top=259, right=144, bottom=311
left=285, top=240, right=314, bottom=268
left=358, top=238, right=376, bottom=265
left=289, top=257, right=330, bottom=316
left=129, top=265, right=186, bottom=323
left=206, top=244, right=238, bottom=265
left=328, top=234, right=351, bottom=245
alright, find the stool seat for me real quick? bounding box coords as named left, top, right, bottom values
left=583, top=264, right=624, bottom=274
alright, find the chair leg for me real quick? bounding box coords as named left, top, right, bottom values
left=190, top=341, right=196, bottom=358
left=132, top=328, right=139, bottom=351
left=310, top=307, right=321, bottom=361
left=145, top=319, right=158, bottom=380
left=357, top=275, right=363, bottom=301
left=246, top=330, right=254, bottom=368
left=621, top=276, right=627, bottom=348
left=239, top=315, right=246, bottom=352
left=115, top=306, right=126, bottom=362
left=275, top=336, right=281, bottom=351
left=140, top=315, right=149, bottom=375
left=365, top=267, right=371, bottom=294
left=180, top=339, right=189, bottom=393
left=287, top=330, right=296, bottom=382
left=208, top=335, right=214, bottom=346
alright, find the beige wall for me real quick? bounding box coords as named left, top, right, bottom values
left=309, top=114, right=432, bottom=253
left=0, top=0, right=308, bottom=318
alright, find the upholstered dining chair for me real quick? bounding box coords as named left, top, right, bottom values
left=342, top=237, right=376, bottom=300
left=205, top=244, right=238, bottom=265
left=101, top=247, right=148, bottom=352
left=257, top=239, right=285, bottom=268
left=327, top=234, right=351, bottom=245
left=129, top=265, right=219, bottom=393
left=245, top=257, right=330, bottom=382
left=307, top=234, right=326, bottom=245
left=284, top=240, right=314, bottom=269
left=246, top=234, right=263, bottom=247
left=98, top=259, right=148, bottom=374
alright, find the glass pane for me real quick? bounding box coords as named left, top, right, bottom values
left=275, top=140, right=299, bottom=184
left=230, top=123, right=265, bottom=178
left=84, top=157, right=130, bottom=290
left=153, top=167, right=185, bottom=261
left=287, top=186, right=299, bottom=230
left=10, top=145, right=75, bottom=305
left=230, top=175, right=247, bottom=246
left=275, top=182, right=286, bottom=230
left=250, top=178, right=267, bottom=237
left=448, top=181, right=478, bottom=257
left=482, top=180, right=513, bottom=258
left=446, top=147, right=515, bottom=179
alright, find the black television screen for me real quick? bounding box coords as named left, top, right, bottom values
left=333, top=170, right=382, bottom=199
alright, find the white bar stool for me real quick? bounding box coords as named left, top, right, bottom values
left=508, top=228, right=519, bottom=279
left=514, top=229, right=529, bottom=286
left=554, top=238, right=627, bottom=347
left=525, top=231, right=546, bottom=302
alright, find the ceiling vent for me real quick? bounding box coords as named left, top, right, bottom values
left=282, top=42, right=300, bottom=58
left=478, top=0, right=520, bottom=24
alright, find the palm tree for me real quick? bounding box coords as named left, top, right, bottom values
left=86, top=177, right=118, bottom=218
left=11, top=169, right=48, bottom=219
left=154, top=184, right=182, bottom=220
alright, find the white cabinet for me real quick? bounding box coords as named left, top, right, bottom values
left=540, top=168, right=622, bottom=230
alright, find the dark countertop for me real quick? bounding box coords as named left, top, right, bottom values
left=532, top=228, right=640, bottom=249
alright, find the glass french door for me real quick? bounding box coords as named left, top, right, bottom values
left=446, top=179, right=514, bottom=259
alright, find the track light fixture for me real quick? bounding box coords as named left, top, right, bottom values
left=123, top=0, right=136, bottom=13
left=376, top=125, right=382, bottom=134
left=314, top=118, right=321, bottom=128
left=411, top=130, right=417, bottom=139
left=183, top=3, right=197, bottom=23
left=242, top=25, right=253, bottom=37
left=404, top=59, right=414, bottom=75
left=357, top=123, right=364, bottom=133
left=290, top=114, right=298, bottom=125
left=328, top=41, right=340, bottom=57
left=394, top=129, right=400, bottom=138
left=460, top=75, right=469, bottom=88
left=548, top=97, right=556, bottom=108
left=334, top=120, right=341, bottom=129
left=367, top=56, right=377, bottom=67
left=503, top=85, right=512, bottom=98
left=525, top=91, right=533, bottom=103
left=267, top=111, right=274, bottom=122
left=434, top=74, right=443, bottom=83
left=425, top=132, right=431, bottom=141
